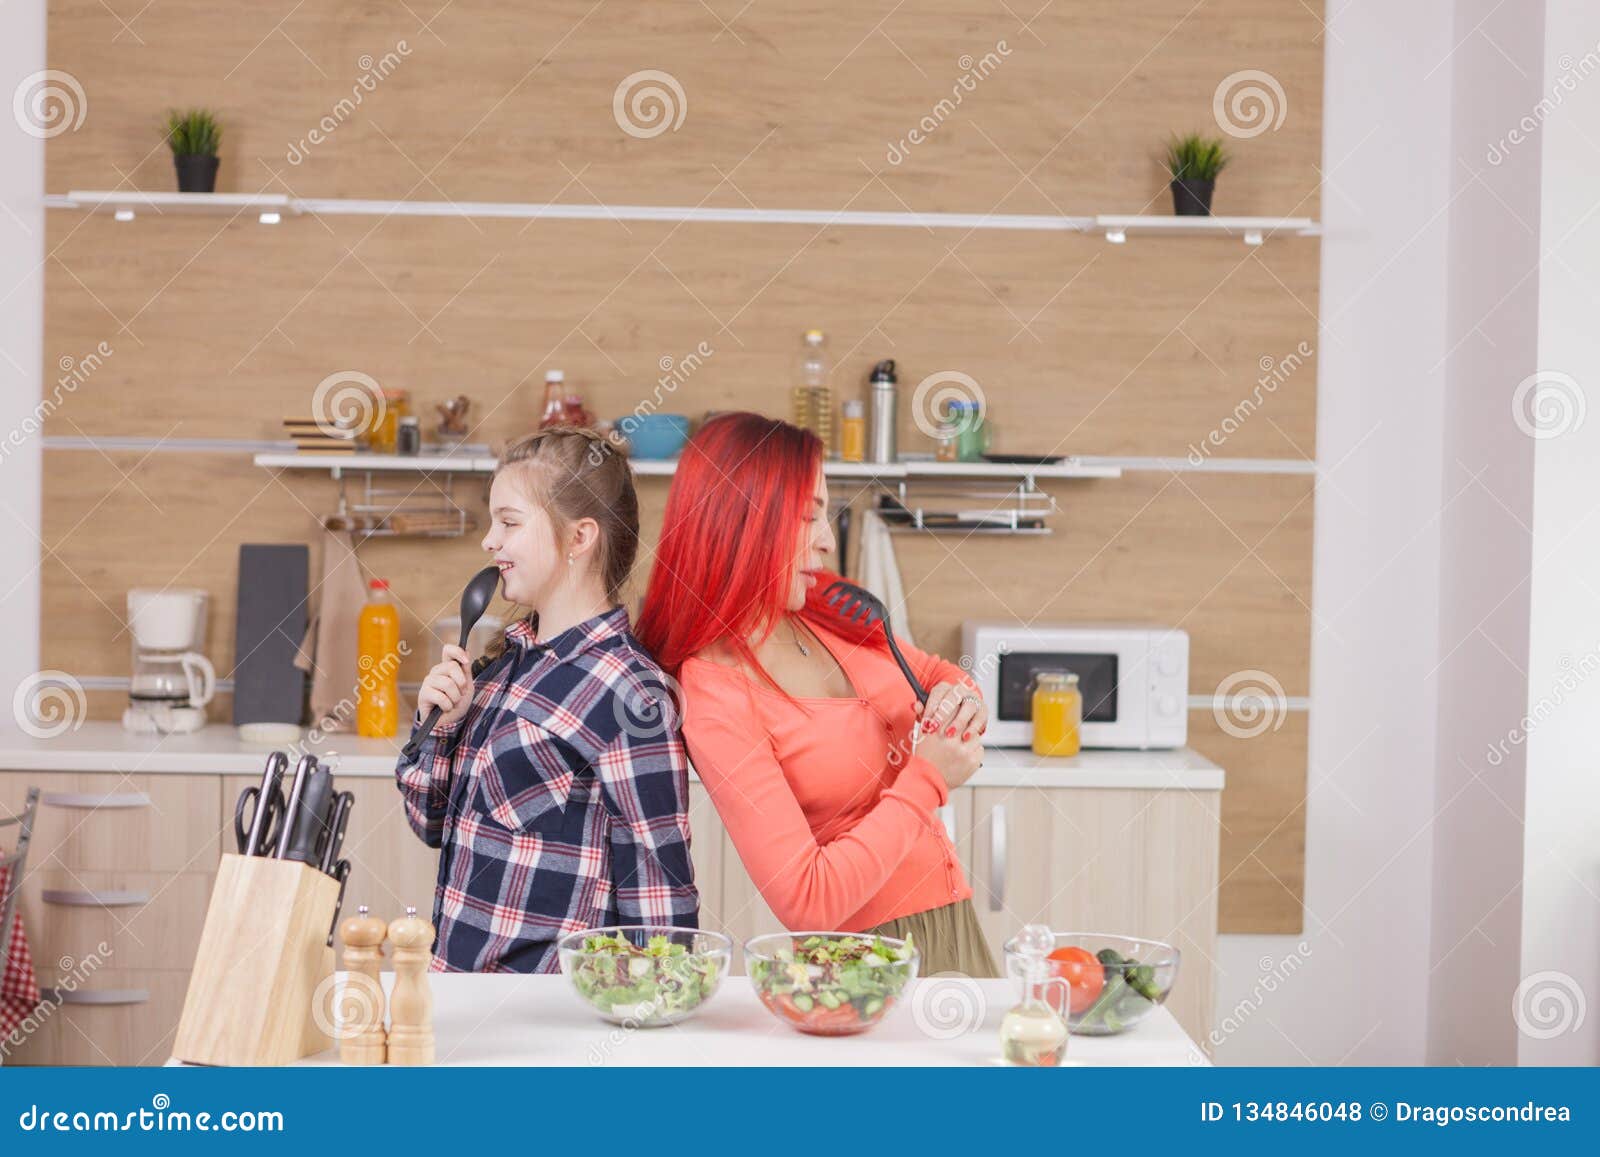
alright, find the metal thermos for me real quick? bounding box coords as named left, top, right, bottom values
left=868, top=359, right=897, bottom=464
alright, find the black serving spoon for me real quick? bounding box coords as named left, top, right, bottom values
left=400, top=564, right=501, bottom=762
left=821, top=579, right=928, bottom=706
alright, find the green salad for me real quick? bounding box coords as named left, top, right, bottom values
left=567, top=932, right=723, bottom=1024
left=749, top=934, right=917, bottom=1034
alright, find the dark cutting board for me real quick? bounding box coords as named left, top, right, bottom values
left=231, top=544, right=309, bottom=727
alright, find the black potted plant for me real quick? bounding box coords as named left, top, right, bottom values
left=1165, top=133, right=1229, bottom=216
left=165, top=109, right=221, bottom=193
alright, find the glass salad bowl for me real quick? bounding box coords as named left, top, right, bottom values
left=1003, top=931, right=1180, bottom=1035
left=557, top=926, right=732, bottom=1027
left=745, top=932, right=919, bottom=1036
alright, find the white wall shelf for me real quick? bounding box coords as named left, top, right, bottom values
left=253, top=451, right=1122, bottom=482
left=47, top=191, right=1318, bottom=243
left=1094, top=214, right=1319, bottom=246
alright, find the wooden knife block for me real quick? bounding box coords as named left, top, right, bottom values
left=173, top=853, right=340, bottom=1066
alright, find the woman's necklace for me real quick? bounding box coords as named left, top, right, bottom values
left=789, top=618, right=811, bottom=658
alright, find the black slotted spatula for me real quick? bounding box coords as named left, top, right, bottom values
left=820, top=580, right=929, bottom=706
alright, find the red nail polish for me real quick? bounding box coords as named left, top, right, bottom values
left=922, top=720, right=935, bottom=733
left=962, top=731, right=972, bottom=741
left=945, top=727, right=956, bottom=738
left=980, top=725, right=987, bottom=734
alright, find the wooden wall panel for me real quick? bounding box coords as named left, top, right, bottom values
left=44, top=214, right=1318, bottom=460
left=39, top=0, right=1324, bottom=933
left=46, top=1, right=1323, bottom=214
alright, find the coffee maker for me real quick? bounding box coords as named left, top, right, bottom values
left=124, top=588, right=216, bottom=734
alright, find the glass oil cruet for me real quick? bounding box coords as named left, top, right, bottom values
left=1000, top=923, right=1069, bottom=1066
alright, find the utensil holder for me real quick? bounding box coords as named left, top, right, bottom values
left=173, top=853, right=340, bottom=1066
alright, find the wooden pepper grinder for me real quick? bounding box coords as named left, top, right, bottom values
left=337, top=904, right=389, bottom=1065
left=387, top=905, right=435, bottom=1066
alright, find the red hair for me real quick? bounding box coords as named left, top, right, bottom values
left=637, top=412, right=887, bottom=682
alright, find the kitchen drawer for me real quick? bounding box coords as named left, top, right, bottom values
left=12, top=869, right=212, bottom=973
left=2, top=968, right=192, bottom=1067
left=0, top=771, right=221, bottom=873
left=222, top=774, right=438, bottom=931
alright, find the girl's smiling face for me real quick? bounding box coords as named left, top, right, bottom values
left=482, top=471, right=563, bottom=607
left=784, top=468, right=834, bottom=612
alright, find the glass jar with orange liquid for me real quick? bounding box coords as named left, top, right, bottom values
left=1030, top=670, right=1082, bottom=758
left=357, top=578, right=401, bottom=738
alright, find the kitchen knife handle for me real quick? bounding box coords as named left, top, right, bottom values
left=281, top=770, right=334, bottom=865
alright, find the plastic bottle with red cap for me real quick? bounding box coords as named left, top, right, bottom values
left=357, top=578, right=400, bottom=738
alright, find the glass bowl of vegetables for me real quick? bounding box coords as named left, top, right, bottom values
left=1003, top=932, right=1180, bottom=1036
left=745, top=932, right=919, bottom=1036
left=558, top=926, right=731, bottom=1027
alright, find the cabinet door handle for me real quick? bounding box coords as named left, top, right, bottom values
left=38, top=988, right=149, bottom=1006
left=988, top=805, right=1007, bottom=912
left=39, top=790, right=150, bottom=809
left=42, top=888, right=150, bottom=908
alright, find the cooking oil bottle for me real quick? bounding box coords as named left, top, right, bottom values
left=790, top=329, right=833, bottom=453
left=1000, top=923, right=1069, bottom=1066
left=357, top=578, right=400, bottom=738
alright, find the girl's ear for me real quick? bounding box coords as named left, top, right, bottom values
left=565, top=516, right=602, bottom=561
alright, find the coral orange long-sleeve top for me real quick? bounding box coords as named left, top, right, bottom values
left=680, top=620, right=977, bottom=932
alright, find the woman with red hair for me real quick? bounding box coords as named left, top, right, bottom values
left=637, top=412, right=997, bottom=976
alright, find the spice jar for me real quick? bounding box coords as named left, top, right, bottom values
left=396, top=416, right=421, bottom=456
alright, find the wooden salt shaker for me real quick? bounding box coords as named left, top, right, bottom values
left=337, top=904, right=389, bottom=1065
left=387, top=905, right=435, bottom=1066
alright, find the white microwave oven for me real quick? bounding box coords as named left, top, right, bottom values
left=960, top=622, right=1189, bottom=750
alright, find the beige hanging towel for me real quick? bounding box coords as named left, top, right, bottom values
left=297, top=528, right=368, bottom=734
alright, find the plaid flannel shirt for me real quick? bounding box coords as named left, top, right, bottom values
left=394, top=606, right=698, bottom=973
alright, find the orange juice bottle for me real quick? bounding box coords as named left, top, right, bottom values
left=357, top=579, right=401, bottom=738
left=1031, top=671, right=1081, bottom=757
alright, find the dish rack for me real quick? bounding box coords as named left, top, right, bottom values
left=322, top=465, right=477, bottom=541
left=872, top=477, right=1058, bottom=535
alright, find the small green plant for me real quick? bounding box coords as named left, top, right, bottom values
left=1165, top=133, right=1229, bottom=182
left=164, top=109, right=221, bottom=157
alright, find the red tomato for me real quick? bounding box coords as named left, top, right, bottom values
left=1046, top=946, right=1105, bottom=1014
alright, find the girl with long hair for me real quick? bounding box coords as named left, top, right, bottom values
left=637, top=413, right=996, bottom=976
left=397, top=428, right=698, bottom=972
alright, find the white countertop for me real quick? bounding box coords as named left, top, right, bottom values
left=259, top=974, right=1206, bottom=1067
left=0, top=722, right=1222, bottom=790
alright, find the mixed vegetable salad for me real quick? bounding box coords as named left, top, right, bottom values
left=565, top=931, right=725, bottom=1025
left=1046, top=944, right=1170, bottom=1034
left=748, top=934, right=918, bottom=1035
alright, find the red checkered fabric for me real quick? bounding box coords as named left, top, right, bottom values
left=0, top=866, right=42, bottom=1040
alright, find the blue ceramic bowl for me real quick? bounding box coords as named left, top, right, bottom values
left=617, top=413, right=690, bottom=459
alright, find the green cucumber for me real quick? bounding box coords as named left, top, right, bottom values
left=817, top=990, right=842, bottom=1010
left=792, top=992, right=814, bottom=1012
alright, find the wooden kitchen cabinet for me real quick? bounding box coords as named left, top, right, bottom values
left=964, top=786, right=1219, bottom=1047
left=0, top=771, right=220, bottom=1066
